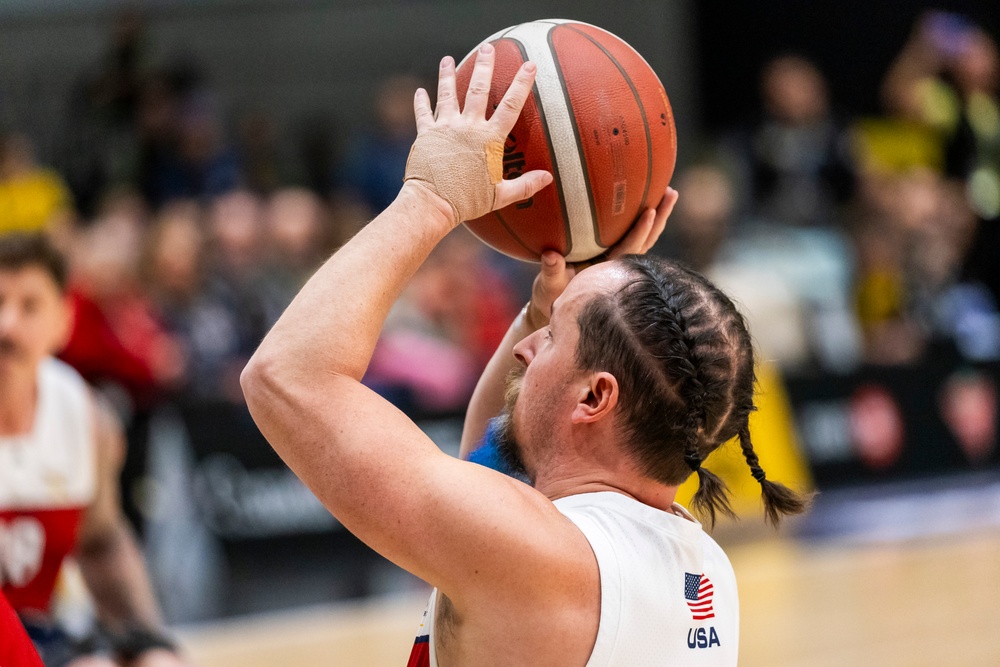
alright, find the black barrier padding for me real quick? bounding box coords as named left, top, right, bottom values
left=175, top=400, right=410, bottom=616
left=788, top=352, right=1000, bottom=489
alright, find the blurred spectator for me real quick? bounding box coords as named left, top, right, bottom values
left=366, top=228, right=518, bottom=415
left=658, top=163, right=860, bottom=373
left=852, top=168, right=999, bottom=364
left=259, top=187, right=329, bottom=326
left=0, top=134, right=75, bottom=237
left=657, top=163, right=734, bottom=273
left=146, top=91, right=243, bottom=205
left=60, top=213, right=183, bottom=408
left=882, top=13, right=1000, bottom=303
left=724, top=54, right=856, bottom=227
left=61, top=8, right=149, bottom=216
left=237, top=111, right=286, bottom=195
left=169, top=191, right=266, bottom=401
left=331, top=74, right=422, bottom=230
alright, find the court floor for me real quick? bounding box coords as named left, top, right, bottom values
left=177, top=528, right=1000, bottom=666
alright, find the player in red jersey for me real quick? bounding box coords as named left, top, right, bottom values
left=0, top=234, right=186, bottom=667
left=1, top=589, right=44, bottom=667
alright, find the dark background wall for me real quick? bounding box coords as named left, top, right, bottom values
left=696, top=0, right=1000, bottom=130
left=0, top=0, right=698, bottom=167
left=3, top=1, right=998, bottom=163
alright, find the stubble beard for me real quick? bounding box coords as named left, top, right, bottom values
left=493, top=365, right=530, bottom=480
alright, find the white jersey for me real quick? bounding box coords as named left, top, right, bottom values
left=0, top=358, right=97, bottom=613
left=408, top=491, right=739, bottom=666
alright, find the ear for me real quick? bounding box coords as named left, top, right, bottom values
left=571, top=372, right=619, bottom=424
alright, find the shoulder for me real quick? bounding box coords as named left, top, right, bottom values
left=40, top=358, right=94, bottom=430
left=42, top=357, right=88, bottom=389
left=44, top=359, right=125, bottom=473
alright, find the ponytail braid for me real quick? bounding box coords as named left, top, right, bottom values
left=738, top=424, right=813, bottom=526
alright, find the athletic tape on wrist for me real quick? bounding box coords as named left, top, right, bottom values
left=404, top=127, right=505, bottom=222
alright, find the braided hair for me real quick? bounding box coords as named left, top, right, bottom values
left=574, top=255, right=811, bottom=526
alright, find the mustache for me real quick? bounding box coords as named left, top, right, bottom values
left=503, top=365, right=525, bottom=412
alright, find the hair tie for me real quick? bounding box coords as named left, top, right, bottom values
left=685, top=453, right=702, bottom=472
left=751, top=467, right=766, bottom=483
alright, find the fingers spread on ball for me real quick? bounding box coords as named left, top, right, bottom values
left=436, top=56, right=460, bottom=119
left=464, top=43, right=496, bottom=118
left=492, top=61, right=537, bottom=133
left=413, top=88, right=434, bottom=132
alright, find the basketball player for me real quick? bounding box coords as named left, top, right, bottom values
left=242, top=45, right=809, bottom=665
left=0, top=234, right=186, bottom=667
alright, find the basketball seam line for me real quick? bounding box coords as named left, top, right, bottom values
left=511, top=35, right=571, bottom=258
left=564, top=23, right=654, bottom=241
left=473, top=35, right=568, bottom=260
left=547, top=25, right=594, bottom=257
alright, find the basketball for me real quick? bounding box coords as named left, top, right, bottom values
left=454, top=19, right=677, bottom=262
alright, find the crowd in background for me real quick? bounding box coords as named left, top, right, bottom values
left=660, top=12, right=1000, bottom=377
left=1, top=9, right=998, bottom=424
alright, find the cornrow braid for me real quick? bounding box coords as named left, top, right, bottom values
left=737, top=424, right=813, bottom=526
left=672, top=300, right=735, bottom=527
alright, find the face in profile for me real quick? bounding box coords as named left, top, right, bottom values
left=0, top=266, right=70, bottom=373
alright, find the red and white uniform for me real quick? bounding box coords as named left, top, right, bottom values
left=407, top=492, right=739, bottom=666
left=0, top=358, right=96, bottom=615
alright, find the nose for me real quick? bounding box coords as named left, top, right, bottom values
left=512, top=327, right=543, bottom=366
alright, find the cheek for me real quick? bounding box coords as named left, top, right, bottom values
left=30, top=313, right=68, bottom=352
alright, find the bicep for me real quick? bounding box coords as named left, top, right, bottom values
left=250, top=374, right=583, bottom=600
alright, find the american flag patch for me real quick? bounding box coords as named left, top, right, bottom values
left=684, top=572, right=715, bottom=620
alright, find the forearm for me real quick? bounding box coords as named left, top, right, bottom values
left=459, top=302, right=545, bottom=458
left=77, top=522, right=162, bottom=632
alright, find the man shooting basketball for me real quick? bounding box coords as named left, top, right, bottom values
left=242, top=44, right=808, bottom=666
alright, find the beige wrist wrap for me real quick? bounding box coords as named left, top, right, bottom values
left=404, top=128, right=505, bottom=222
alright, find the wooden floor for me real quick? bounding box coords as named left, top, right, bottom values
left=177, top=530, right=1000, bottom=666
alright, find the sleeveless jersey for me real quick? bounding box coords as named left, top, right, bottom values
left=406, top=491, right=738, bottom=666
left=0, top=358, right=96, bottom=614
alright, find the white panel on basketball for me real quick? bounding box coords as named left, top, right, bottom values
left=504, top=21, right=602, bottom=262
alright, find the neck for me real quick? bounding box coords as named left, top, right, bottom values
left=531, top=433, right=680, bottom=513
left=537, top=474, right=679, bottom=513
left=0, top=363, right=39, bottom=436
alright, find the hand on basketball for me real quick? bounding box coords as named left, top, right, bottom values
left=406, top=44, right=553, bottom=224
left=527, top=186, right=678, bottom=326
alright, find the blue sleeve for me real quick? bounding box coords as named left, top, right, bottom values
left=466, top=419, right=528, bottom=483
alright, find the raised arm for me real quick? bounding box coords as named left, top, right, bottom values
left=239, top=47, right=589, bottom=607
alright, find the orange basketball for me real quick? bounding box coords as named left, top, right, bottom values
left=455, top=19, right=677, bottom=262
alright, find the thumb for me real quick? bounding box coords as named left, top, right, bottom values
left=494, top=170, right=553, bottom=210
